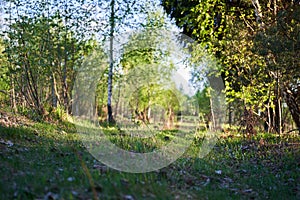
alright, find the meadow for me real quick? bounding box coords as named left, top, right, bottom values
left=0, top=114, right=299, bottom=199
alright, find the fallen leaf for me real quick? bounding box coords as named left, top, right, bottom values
left=123, top=195, right=135, bottom=200
left=67, top=177, right=75, bottom=182
left=0, top=139, right=14, bottom=147
left=71, top=191, right=78, bottom=196
left=224, top=177, right=233, bottom=183
left=203, top=177, right=210, bottom=186
left=259, top=138, right=265, bottom=146
left=44, top=192, right=59, bottom=200
left=242, top=189, right=253, bottom=193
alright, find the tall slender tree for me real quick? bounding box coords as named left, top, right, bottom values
left=107, top=0, right=115, bottom=124
left=102, top=0, right=147, bottom=124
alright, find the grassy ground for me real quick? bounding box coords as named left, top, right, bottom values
left=0, top=115, right=299, bottom=199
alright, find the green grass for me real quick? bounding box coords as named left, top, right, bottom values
left=0, top=119, right=299, bottom=199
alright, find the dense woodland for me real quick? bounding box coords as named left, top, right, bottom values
left=0, top=0, right=299, bottom=199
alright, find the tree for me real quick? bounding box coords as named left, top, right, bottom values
left=107, top=0, right=116, bottom=124
left=117, top=8, right=180, bottom=128
left=0, top=0, right=102, bottom=119
left=0, top=38, right=9, bottom=104
left=102, top=0, right=147, bottom=124
left=162, top=0, right=261, bottom=132
left=195, top=86, right=211, bottom=127
left=162, top=0, right=300, bottom=134
left=254, top=2, right=300, bottom=132
left=4, top=11, right=96, bottom=118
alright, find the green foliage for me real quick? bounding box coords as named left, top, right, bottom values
left=115, top=9, right=183, bottom=124
left=0, top=38, right=9, bottom=103
left=195, top=86, right=211, bottom=117
left=162, top=0, right=300, bottom=131
left=3, top=13, right=97, bottom=116
left=254, top=4, right=300, bottom=88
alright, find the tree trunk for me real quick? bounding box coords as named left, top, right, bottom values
left=251, top=0, right=263, bottom=27
left=228, top=102, right=232, bottom=126
left=22, top=52, right=44, bottom=116
left=114, top=81, right=121, bottom=118
left=51, top=73, right=58, bottom=108
left=244, top=107, right=256, bottom=136
left=275, top=96, right=282, bottom=134
left=273, top=0, right=277, bottom=16
left=10, top=76, right=17, bottom=112
left=164, top=107, right=174, bottom=129
left=274, top=74, right=283, bottom=134
left=210, top=97, right=215, bottom=130
left=63, top=5, right=69, bottom=114
left=107, top=0, right=115, bottom=125
left=266, top=102, right=272, bottom=132
left=284, top=87, right=300, bottom=132
left=147, top=106, right=151, bottom=122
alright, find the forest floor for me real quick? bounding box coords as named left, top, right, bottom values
left=0, top=110, right=300, bottom=200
